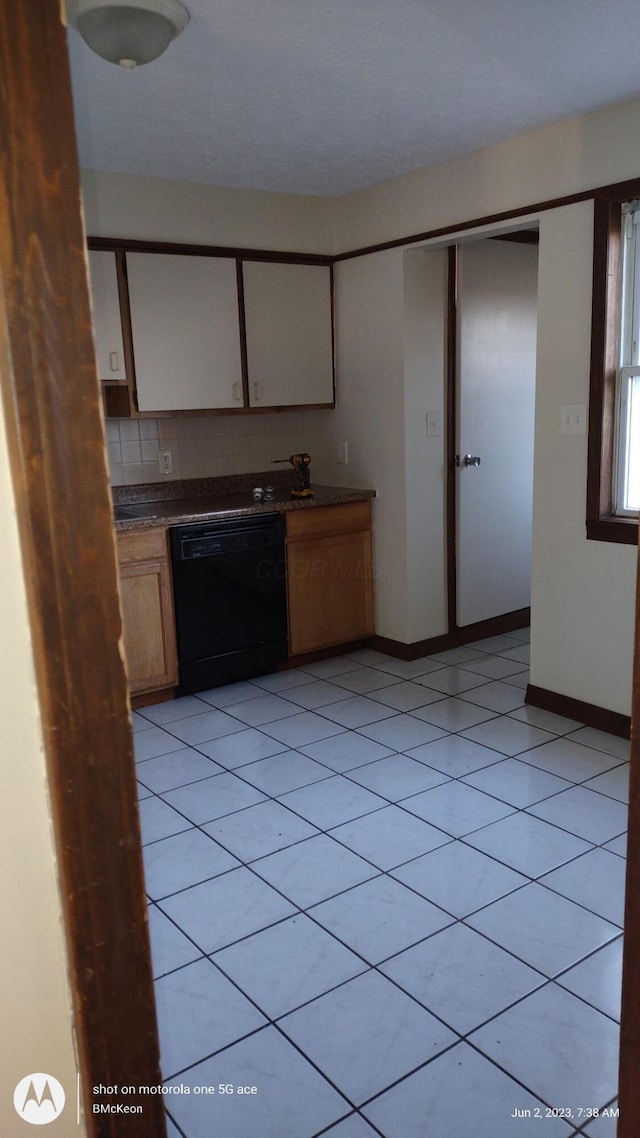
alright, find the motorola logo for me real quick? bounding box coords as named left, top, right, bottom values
left=13, top=1074, right=65, bottom=1125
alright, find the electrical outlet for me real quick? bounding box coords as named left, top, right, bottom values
left=338, top=441, right=349, bottom=464
left=560, top=404, right=587, bottom=435
left=159, top=449, right=173, bottom=475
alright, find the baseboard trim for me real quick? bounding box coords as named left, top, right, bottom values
left=131, top=688, right=175, bottom=709
left=369, top=632, right=450, bottom=661
left=526, top=684, right=631, bottom=740
left=282, top=639, right=372, bottom=669
left=370, top=608, right=530, bottom=662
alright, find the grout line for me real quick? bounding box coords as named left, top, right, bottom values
left=164, top=1106, right=189, bottom=1138
left=531, top=874, right=624, bottom=931
left=150, top=900, right=298, bottom=980
left=341, top=1033, right=559, bottom=1120
left=457, top=1036, right=614, bottom=1123
left=311, top=1110, right=388, bottom=1138
left=138, top=651, right=623, bottom=1125
left=520, top=798, right=628, bottom=844
left=143, top=748, right=625, bottom=927
left=154, top=819, right=620, bottom=1025
left=155, top=888, right=621, bottom=1112
left=160, top=981, right=359, bottom=1116
left=141, top=744, right=627, bottom=949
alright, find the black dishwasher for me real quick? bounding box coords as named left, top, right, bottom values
left=169, top=514, right=287, bottom=694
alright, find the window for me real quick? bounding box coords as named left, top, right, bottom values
left=615, top=201, right=640, bottom=515
left=587, top=180, right=640, bottom=543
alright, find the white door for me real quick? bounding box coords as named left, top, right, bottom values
left=456, top=238, right=538, bottom=627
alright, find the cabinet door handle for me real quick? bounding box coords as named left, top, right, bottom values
left=109, top=351, right=120, bottom=373
left=253, top=382, right=261, bottom=402
left=232, top=381, right=242, bottom=402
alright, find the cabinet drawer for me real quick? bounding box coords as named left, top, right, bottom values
left=116, top=526, right=169, bottom=564
left=286, top=500, right=371, bottom=541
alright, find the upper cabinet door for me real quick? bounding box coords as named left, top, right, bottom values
left=243, top=262, right=334, bottom=408
left=126, top=253, right=245, bottom=412
left=88, top=250, right=127, bottom=381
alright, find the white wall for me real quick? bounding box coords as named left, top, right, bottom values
left=316, top=97, right=640, bottom=712
left=333, top=96, right=640, bottom=253
left=531, top=203, right=637, bottom=715
left=403, top=250, right=449, bottom=641
left=305, top=251, right=409, bottom=639
left=0, top=397, right=84, bottom=1137
left=81, top=168, right=335, bottom=253
left=84, top=94, right=640, bottom=712
left=306, top=247, right=448, bottom=643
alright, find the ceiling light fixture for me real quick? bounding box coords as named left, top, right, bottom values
left=68, top=0, right=189, bottom=71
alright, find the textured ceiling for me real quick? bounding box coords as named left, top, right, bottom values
left=67, top=0, right=640, bottom=197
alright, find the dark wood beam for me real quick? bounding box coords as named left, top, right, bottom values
left=0, top=4, right=165, bottom=1134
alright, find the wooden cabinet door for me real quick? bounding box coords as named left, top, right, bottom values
left=126, top=252, right=245, bottom=412
left=117, top=529, right=178, bottom=695
left=243, top=261, right=334, bottom=408
left=118, top=557, right=178, bottom=694
left=87, top=249, right=127, bottom=382
left=286, top=504, right=374, bottom=656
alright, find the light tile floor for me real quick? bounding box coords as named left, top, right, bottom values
left=135, top=629, right=626, bottom=1138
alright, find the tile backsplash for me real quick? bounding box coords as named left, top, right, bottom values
left=105, top=410, right=309, bottom=486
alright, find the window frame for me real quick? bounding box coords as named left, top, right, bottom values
left=587, top=179, right=640, bottom=544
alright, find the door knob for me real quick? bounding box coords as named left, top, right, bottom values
left=455, top=454, right=481, bottom=468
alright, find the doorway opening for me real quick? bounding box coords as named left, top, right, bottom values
left=447, top=230, right=539, bottom=639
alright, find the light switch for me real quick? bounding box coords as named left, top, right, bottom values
left=427, top=411, right=442, bottom=438
left=560, top=404, right=587, bottom=435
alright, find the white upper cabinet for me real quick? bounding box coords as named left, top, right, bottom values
left=87, top=250, right=127, bottom=381
left=126, top=252, right=244, bottom=412
left=243, top=262, right=334, bottom=408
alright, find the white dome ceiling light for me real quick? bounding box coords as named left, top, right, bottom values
left=68, top=0, right=189, bottom=71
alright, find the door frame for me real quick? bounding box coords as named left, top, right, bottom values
left=2, top=5, right=638, bottom=1135
left=0, top=5, right=165, bottom=1134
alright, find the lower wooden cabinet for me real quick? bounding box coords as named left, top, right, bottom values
left=116, top=528, right=178, bottom=696
left=286, top=501, right=374, bottom=656
left=115, top=499, right=373, bottom=693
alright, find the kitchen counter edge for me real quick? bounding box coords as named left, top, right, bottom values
left=113, top=485, right=376, bottom=531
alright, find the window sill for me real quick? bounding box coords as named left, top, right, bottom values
left=586, top=515, right=638, bottom=544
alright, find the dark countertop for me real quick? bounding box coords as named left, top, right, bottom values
left=113, top=484, right=376, bottom=531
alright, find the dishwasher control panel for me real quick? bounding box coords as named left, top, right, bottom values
left=172, top=515, right=282, bottom=560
